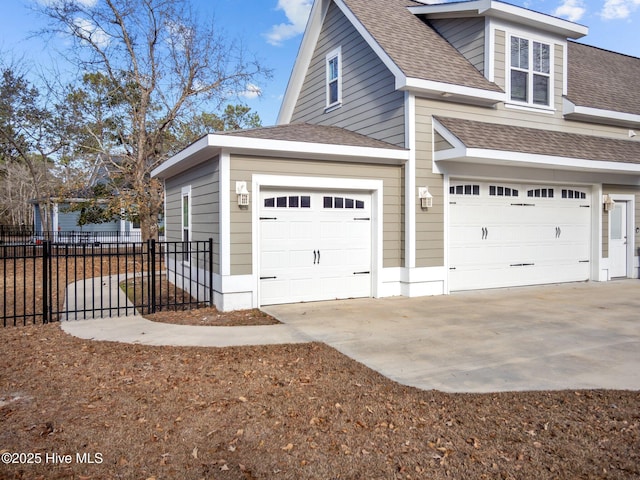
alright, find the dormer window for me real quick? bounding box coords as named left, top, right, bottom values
left=509, top=36, right=551, bottom=107
left=325, top=47, right=342, bottom=110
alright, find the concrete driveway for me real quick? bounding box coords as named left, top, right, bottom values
left=263, top=281, right=640, bottom=393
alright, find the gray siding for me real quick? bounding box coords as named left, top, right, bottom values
left=291, top=1, right=406, bottom=147
left=57, top=204, right=120, bottom=232
left=165, top=157, right=220, bottom=273
left=430, top=17, right=485, bottom=74
left=230, top=154, right=404, bottom=276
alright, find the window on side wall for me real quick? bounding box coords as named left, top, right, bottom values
left=326, top=47, right=342, bottom=111
left=509, top=36, right=551, bottom=108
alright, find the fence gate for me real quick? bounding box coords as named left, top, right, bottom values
left=1, top=240, right=213, bottom=326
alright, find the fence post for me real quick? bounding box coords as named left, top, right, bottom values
left=42, top=241, right=50, bottom=324
left=208, top=238, right=214, bottom=307
left=149, top=239, right=157, bottom=314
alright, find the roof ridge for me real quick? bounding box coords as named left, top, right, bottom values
left=569, top=39, right=640, bottom=62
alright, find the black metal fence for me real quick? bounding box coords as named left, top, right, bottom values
left=0, top=229, right=144, bottom=245
left=1, top=239, right=213, bottom=326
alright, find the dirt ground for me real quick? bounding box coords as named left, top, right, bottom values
left=144, top=307, right=280, bottom=326
left=1, top=320, right=639, bottom=480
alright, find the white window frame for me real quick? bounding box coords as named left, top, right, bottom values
left=181, top=185, right=191, bottom=264
left=325, top=47, right=342, bottom=111
left=507, top=33, right=553, bottom=110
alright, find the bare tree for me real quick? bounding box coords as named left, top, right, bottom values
left=37, top=0, right=270, bottom=240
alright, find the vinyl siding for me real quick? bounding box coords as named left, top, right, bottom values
left=57, top=206, right=120, bottom=232
left=601, top=185, right=640, bottom=259
left=165, top=158, right=220, bottom=273
left=230, top=155, right=404, bottom=275
left=494, top=29, right=506, bottom=90
left=291, top=1, right=406, bottom=147
left=430, top=18, right=485, bottom=74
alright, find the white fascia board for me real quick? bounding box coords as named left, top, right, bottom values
left=333, top=0, right=406, bottom=82
left=277, top=0, right=331, bottom=125
left=563, top=98, right=640, bottom=128
left=153, top=133, right=408, bottom=180
left=212, top=134, right=408, bottom=163
left=435, top=146, right=640, bottom=174
left=151, top=135, right=212, bottom=178
left=400, top=77, right=505, bottom=106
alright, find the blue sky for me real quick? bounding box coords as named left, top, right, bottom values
left=1, top=0, right=639, bottom=126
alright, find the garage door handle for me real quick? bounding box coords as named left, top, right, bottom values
left=353, top=271, right=370, bottom=275
left=260, top=276, right=277, bottom=280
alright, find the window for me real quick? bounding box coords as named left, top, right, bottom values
left=510, top=36, right=551, bottom=107
left=489, top=185, right=519, bottom=197
left=181, top=186, right=191, bottom=262
left=323, top=196, right=364, bottom=209
left=561, top=189, right=587, bottom=199
left=263, top=195, right=311, bottom=208
left=449, top=184, right=480, bottom=196
left=326, top=48, right=342, bottom=109
left=527, top=188, right=554, bottom=198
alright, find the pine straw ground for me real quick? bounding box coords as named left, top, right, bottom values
left=0, top=309, right=639, bottom=480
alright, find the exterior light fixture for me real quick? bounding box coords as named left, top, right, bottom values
left=236, top=181, right=250, bottom=207
left=418, top=186, right=433, bottom=209
left=603, top=194, right=615, bottom=212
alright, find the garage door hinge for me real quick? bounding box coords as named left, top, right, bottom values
left=353, top=217, right=370, bottom=221
left=353, top=271, right=370, bottom=275
left=580, top=205, right=590, bottom=208
left=579, top=260, right=590, bottom=263
left=260, top=276, right=277, bottom=280
left=510, top=263, right=535, bottom=267
left=260, top=217, right=277, bottom=220
left=511, top=203, right=536, bottom=207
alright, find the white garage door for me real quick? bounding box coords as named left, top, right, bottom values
left=449, top=181, right=591, bottom=291
left=259, top=190, right=372, bottom=305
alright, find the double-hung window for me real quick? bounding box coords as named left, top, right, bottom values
left=510, top=36, right=551, bottom=107
left=326, top=47, right=342, bottom=110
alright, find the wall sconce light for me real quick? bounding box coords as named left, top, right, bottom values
left=236, top=181, right=250, bottom=206
left=418, top=187, right=433, bottom=209
left=603, top=194, right=615, bottom=212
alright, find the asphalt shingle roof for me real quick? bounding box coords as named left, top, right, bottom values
left=567, top=42, right=640, bottom=116
left=436, top=116, right=640, bottom=164
left=340, top=0, right=503, bottom=93
left=219, top=123, right=406, bottom=150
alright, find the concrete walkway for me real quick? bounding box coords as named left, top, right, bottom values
left=264, top=281, right=640, bottom=393
left=61, top=279, right=640, bottom=392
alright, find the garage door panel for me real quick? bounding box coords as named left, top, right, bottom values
left=449, top=181, right=591, bottom=291
left=260, top=190, right=372, bottom=305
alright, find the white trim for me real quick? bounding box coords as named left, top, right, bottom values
left=563, top=98, right=640, bottom=128
left=152, top=134, right=409, bottom=180
left=252, top=174, right=384, bottom=306
left=219, top=152, right=231, bottom=276
left=504, top=103, right=556, bottom=115
left=181, top=185, right=192, bottom=265
left=400, top=77, right=504, bottom=105
left=485, top=18, right=494, bottom=82
left=277, top=0, right=331, bottom=124
left=405, top=92, right=416, bottom=269
left=325, top=46, right=342, bottom=110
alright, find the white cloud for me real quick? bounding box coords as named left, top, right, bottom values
left=600, top=0, right=640, bottom=19
left=553, top=0, right=586, bottom=21
left=73, top=17, right=110, bottom=48
left=240, top=83, right=262, bottom=99
left=264, top=0, right=313, bottom=46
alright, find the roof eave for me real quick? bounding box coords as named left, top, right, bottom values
left=410, top=0, right=588, bottom=39
left=152, top=134, right=409, bottom=179
left=563, top=98, right=640, bottom=129
left=400, top=77, right=504, bottom=106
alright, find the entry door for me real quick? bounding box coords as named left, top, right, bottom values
left=609, top=201, right=628, bottom=278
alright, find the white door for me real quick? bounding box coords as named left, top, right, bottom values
left=259, top=191, right=372, bottom=305
left=609, top=201, right=628, bottom=278
left=449, top=182, right=591, bottom=291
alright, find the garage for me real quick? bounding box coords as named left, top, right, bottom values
left=259, top=190, right=372, bottom=305
left=449, top=181, right=591, bottom=291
